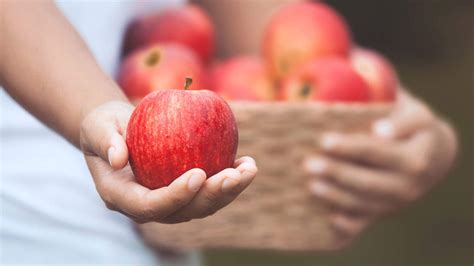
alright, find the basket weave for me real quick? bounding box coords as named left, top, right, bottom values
left=138, top=102, right=392, bottom=251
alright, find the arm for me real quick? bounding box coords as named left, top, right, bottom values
left=0, top=1, right=257, bottom=224
left=192, top=0, right=300, bottom=57
left=0, top=1, right=126, bottom=147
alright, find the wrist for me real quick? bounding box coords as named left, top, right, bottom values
left=79, top=79, right=130, bottom=124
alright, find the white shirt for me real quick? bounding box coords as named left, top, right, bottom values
left=1, top=1, right=198, bottom=265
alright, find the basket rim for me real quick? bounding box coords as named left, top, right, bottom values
left=228, top=101, right=394, bottom=111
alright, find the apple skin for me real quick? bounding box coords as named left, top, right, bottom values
left=122, top=4, right=215, bottom=62
left=126, top=89, right=238, bottom=189
left=263, top=2, right=351, bottom=80
left=118, top=43, right=207, bottom=103
left=208, top=56, right=276, bottom=101
left=280, top=57, right=371, bottom=102
left=350, top=47, right=398, bottom=102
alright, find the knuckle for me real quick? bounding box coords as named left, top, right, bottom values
left=139, top=202, right=157, bottom=221
left=409, top=158, right=429, bottom=176
left=169, top=194, right=188, bottom=207
left=203, top=189, right=220, bottom=203
left=332, top=220, right=356, bottom=237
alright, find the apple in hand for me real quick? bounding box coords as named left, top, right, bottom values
left=122, top=4, right=215, bottom=62
left=350, top=47, right=398, bottom=102
left=208, top=56, right=276, bottom=101
left=117, top=43, right=206, bottom=103
left=280, top=57, right=371, bottom=102
left=263, top=2, right=351, bottom=80
left=126, top=78, right=238, bottom=189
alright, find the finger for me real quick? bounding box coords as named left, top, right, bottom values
left=320, top=132, right=412, bottom=171
left=372, top=94, right=434, bottom=139
left=164, top=167, right=252, bottom=223
left=309, top=180, right=386, bottom=214
left=87, top=155, right=206, bottom=222
left=165, top=157, right=257, bottom=223
left=329, top=212, right=373, bottom=238
left=304, top=157, right=416, bottom=203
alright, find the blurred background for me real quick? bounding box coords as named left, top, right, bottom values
left=204, top=1, right=473, bottom=265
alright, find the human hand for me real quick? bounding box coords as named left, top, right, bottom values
left=80, top=101, right=257, bottom=223
left=304, top=91, right=457, bottom=246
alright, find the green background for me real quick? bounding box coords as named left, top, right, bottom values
left=204, top=1, right=473, bottom=265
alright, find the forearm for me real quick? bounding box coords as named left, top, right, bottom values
left=0, top=1, right=128, bottom=147
left=192, top=0, right=300, bottom=57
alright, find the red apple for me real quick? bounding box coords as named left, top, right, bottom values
left=122, top=4, right=215, bottom=62
left=263, top=2, right=351, bottom=80
left=126, top=78, right=238, bottom=189
left=350, top=47, right=398, bottom=102
left=208, top=56, right=276, bottom=101
left=118, top=43, right=207, bottom=103
left=280, top=57, right=371, bottom=102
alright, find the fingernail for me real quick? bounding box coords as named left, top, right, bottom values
left=187, top=173, right=204, bottom=192
left=373, top=120, right=394, bottom=138
left=306, top=158, right=327, bottom=174
left=221, top=176, right=241, bottom=193
left=322, top=133, right=341, bottom=150
left=107, top=146, right=115, bottom=166
left=310, top=181, right=328, bottom=196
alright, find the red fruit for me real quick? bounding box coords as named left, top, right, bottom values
left=126, top=80, right=238, bottom=189
left=122, top=4, right=215, bottom=62
left=280, top=57, right=371, bottom=102
left=117, top=43, right=206, bottom=103
left=208, top=56, right=276, bottom=101
left=263, top=2, right=351, bottom=79
left=350, top=47, right=398, bottom=102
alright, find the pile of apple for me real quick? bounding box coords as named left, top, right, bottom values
left=121, top=2, right=399, bottom=189
left=118, top=1, right=398, bottom=104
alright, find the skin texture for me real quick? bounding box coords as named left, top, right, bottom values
left=1, top=1, right=257, bottom=225
left=208, top=56, right=276, bottom=101
left=350, top=47, right=398, bottom=102
left=280, top=57, right=371, bottom=102
left=122, top=4, right=215, bottom=62
left=118, top=43, right=207, bottom=102
left=263, top=2, right=351, bottom=79
left=304, top=90, right=458, bottom=248
left=127, top=89, right=238, bottom=189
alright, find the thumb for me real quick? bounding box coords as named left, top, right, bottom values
left=80, top=104, right=131, bottom=170
left=372, top=93, right=434, bottom=139
left=105, top=131, right=129, bottom=170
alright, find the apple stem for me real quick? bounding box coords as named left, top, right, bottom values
left=184, top=77, right=193, bottom=90
left=301, top=84, right=311, bottom=97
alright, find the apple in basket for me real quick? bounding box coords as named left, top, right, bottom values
left=262, top=2, right=351, bottom=79
left=280, top=57, right=371, bottom=102
left=208, top=56, right=276, bottom=101
left=350, top=47, right=399, bottom=102
left=122, top=4, right=215, bottom=62
left=117, top=43, right=206, bottom=103
left=126, top=78, right=238, bottom=189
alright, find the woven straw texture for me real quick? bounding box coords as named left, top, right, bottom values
left=138, top=102, right=392, bottom=251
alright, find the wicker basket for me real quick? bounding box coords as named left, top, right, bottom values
left=138, top=102, right=392, bottom=252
